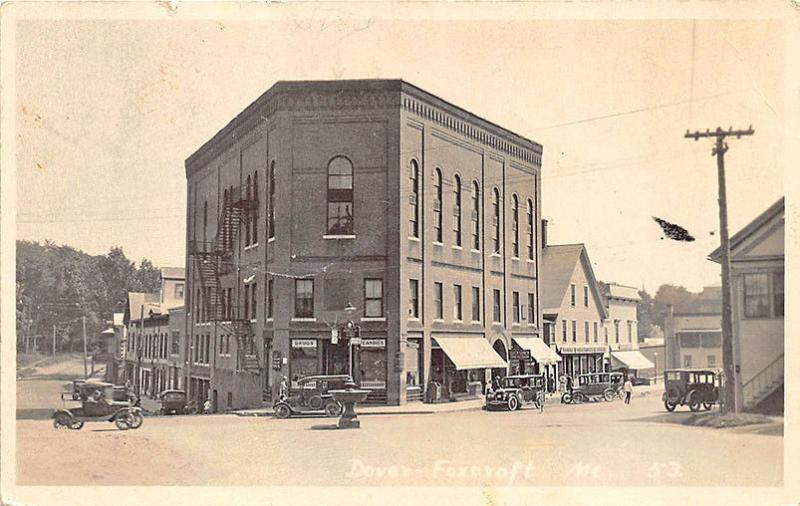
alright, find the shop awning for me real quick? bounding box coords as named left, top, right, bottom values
left=512, top=337, right=562, bottom=364
left=433, top=336, right=507, bottom=370
left=610, top=350, right=654, bottom=370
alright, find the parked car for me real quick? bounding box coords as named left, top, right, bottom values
left=631, top=376, right=651, bottom=386
left=159, top=389, right=188, bottom=415
left=53, top=381, right=143, bottom=430
left=662, top=368, right=721, bottom=412
left=485, top=374, right=546, bottom=412
left=562, top=373, right=618, bottom=404
left=273, top=375, right=351, bottom=419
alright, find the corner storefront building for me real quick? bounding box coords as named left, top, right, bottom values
left=184, top=80, right=544, bottom=407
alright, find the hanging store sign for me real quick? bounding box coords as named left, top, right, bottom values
left=291, top=339, right=317, bottom=349
left=508, top=349, right=531, bottom=361
left=361, top=338, right=386, bottom=348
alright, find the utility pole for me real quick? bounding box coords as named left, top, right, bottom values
left=684, top=126, right=754, bottom=414
left=82, top=315, right=88, bottom=378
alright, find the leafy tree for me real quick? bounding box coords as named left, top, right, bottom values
left=637, top=289, right=656, bottom=340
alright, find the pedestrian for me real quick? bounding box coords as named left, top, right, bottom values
left=203, top=398, right=212, bottom=414
left=279, top=376, right=289, bottom=401
left=565, top=375, right=573, bottom=395
left=492, top=375, right=501, bottom=391
left=623, top=376, right=633, bottom=404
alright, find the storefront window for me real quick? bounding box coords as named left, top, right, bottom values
left=405, top=341, right=420, bottom=386
left=290, top=339, right=318, bottom=387
left=359, top=339, right=387, bottom=389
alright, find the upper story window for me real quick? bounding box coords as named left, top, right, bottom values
left=743, top=272, right=784, bottom=319
left=584, top=286, right=589, bottom=307
left=453, top=175, right=462, bottom=247
left=327, top=156, right=354, bottom=235
left=266, top=277, right=274, bottom=319
left=202, top=200, right=208, bottom=244
left=364, top=279, right=383, bottom=318
left=593, top=322, right=598, bottom=342
left=175, top=283, right=184, bottom=299
left=527, top=199, right=534, bottom=260
left=409, top=279, right=419, bottom=318
left=511, top=194, right=519, bottom=257
left=584, top=321, right=589, bottom=343
left=433, top=168, right=443, bottom=243
left=570, top=284, right=576, bottom=306
left=471, top=181, right=480, bottom=250
left=492, top=188, right=501, bottom=253
left=409, top=160, right=420, bottom=238
left=492, top=289, right=501, bottom=323
left=268, top=161, right=276, bottom=239
left=453, top=284, right=463, bottom=321
left=434, top=282, right=444, bottom=320
left=571, top=320, right=577, bottom=342
left=245, top=175, right=252, bottom=246
left=512, top=291, right=520, bottom=323
left=527, top=293, right=535, bottom=324
left=562, top=320, right=567, bottom=341
left=472, top=286, right=480, bottom=322
left=252, top=171, right=259, bottom=243
left=614, top=320, right=620, bottom=343
left=294, top=279, right=314, bottom=318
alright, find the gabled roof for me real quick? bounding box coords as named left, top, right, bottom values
left=123, top=292, right=160, bottom=325
left=541, top=244, right=608, bottom=319
left=160, top=267, right=185, bottom=280
left=709, top=197, right=784, bottom=262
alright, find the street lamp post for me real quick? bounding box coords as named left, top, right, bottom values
left=343, top=302, right=357, bottom=379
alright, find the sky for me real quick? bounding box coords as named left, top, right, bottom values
left=14, top=11, right=786, bottom=293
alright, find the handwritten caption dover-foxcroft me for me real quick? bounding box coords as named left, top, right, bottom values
left=345, top=459, right=683, bottom=485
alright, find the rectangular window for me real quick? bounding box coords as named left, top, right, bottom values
left=584, top=321, right=589, bottom=343
left=593, top=322, right=598, bottom=342
left=244, top=284, right=250, bottom=320
left=583, top=286, right=589, bottom=307
left=267, top=278, right=273, bottom=319
left=251, top=283, right=257, bottom=320
left=570, top=284, right=576, bottom=306
left=571, top=320, right=577, bottom=342
left=707, top=355, right=716, bottom=367
left=627, top=321, right=632, bottom=341
left=409, top=161, right=420, bottom=238
left=453, top=285, right=463, bottom=321
left=409, top=279, right=419, bottom=318
left=493, top=289, right=501, bottom=323
left=268, top=163, right=276, bottom=239
left=773, top=272, right=784, bottom=317
left=562, top=320, right=567, bottom=341
left=604, top=326, right=608, bottom=343
left=527, top=293, right=535, bottom=324
left=205, top=334, right=210, bottom=364
left=512, top=292, right=520, bottom=323
left=614, top=320, right=620, bottom=343
left=175, top=283, right=184, bottom=299
left=471, top=287, right=480, bottom=321
left=434, top=282, right=443, bottom=320
left=327, top=202, right=354, bottom=235
left=743, top=273, right=770, bottom=318
left=294, top=279, right=314, bottom=318
left=364, top=279, right=383, bottom=317
left=683, top=355, right=692, bottom=368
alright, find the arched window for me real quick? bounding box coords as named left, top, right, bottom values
left=252, top=171, right=259, bottom=244
left=409, top=160, right=420, bottom=238
left=245, top=175, right=252, bottom=246
left=512, top=194, right=519, bottom=257
left=434, top=168, right=443, bottom=242
left=268, top=161, right=275, bottom=239
left=492, top=188, right=501, bottom=253
left=471, top=181, right=480, bottom=250
left=453, top=175, right=462, bottom=246
left=327, top=156, right=354, bottom=235
left=527, top=198, right=534, bottom=260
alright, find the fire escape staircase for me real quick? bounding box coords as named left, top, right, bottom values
left=742, top=353, right=784, bottom=411
left=189, top=185, right=260, bottom=374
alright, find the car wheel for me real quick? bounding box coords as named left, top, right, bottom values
left=603, top=389, right=616, bottom=402
left=325, top=401, right=343, bottom=417
left=702, top=402, right=713, bottom=411
left=69, top=421, right=84, bottom=430
left=561, top=393, right=571, bottom=404
left=688, top=393, right=701, bottom=412
left=53, top=414, right=71, bottom=429
left=664, top=400, right=676, bottom=412
left=115, top=415, right=132, bottom=430
left=573, top=393, right=586, bottom=404
left=130, top=412, right=144, bottom=429
left=507, top=395, right=520, bottom=412
left=274, top=403, right=292, bottom=419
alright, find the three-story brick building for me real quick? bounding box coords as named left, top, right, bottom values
left=184, top=80, right=543, bottom=407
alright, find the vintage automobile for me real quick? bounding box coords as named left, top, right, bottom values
left=662, top=368, right=721, bottom=412
left=159, top=389, right=188, bottom=415
left=273, top=375, right=351, bottom=419
left=53, top=381, right=143, bottom=430
left=562, top=373, right=618, bottom=404
left=485, top=374, right=546, bottom=412
left=609, top=372, right=626, bottom=399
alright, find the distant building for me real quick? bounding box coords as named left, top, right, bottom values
left=122, top=268, right=186, bottom=397
left=663, top=288, right=722, bottom=371
left=709, top=197, right=784, bottom=413
left=601, top=283, right=653, bottom=377
left=638, top=337, right=665, bottom=382
left=541, top=243, right=606, bottom=379
left=99, top=313, right=125, bottom=383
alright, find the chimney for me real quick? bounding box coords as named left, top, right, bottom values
left=541, top=219, right=548, bottom=249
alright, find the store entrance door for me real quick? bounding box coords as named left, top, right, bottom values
left=322, top=340, right=350, bottom=376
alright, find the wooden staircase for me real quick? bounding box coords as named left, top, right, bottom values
left=743, top=353, right=783, bottom=412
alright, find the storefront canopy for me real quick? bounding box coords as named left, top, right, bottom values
left=610, top=350, right=654, bottom=370
left=434, top=336, right=507, bottom=370
left=512, top=337, right=562, bottom=364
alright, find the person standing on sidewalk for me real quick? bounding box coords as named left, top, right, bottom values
left=623, top=376, right=633, bottom=404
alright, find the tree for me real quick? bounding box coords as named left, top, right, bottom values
left=637, top=289, right=656, bottom=340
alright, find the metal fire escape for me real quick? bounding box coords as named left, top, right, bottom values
left=189, top=184, right=260, bottom=374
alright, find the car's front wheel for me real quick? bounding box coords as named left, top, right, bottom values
left=507, top=395, right=520, bottom=411
left=688, top=393, right=701, bottom=412
left=603, top=388, right=616, bottom=402
left=274, top=403, right=292, bottom=419
left=702, top=402, right=714, bottom=411
left=129, top=411, right=144, bottom=429
left=664, top=399, right=676, bottom=412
